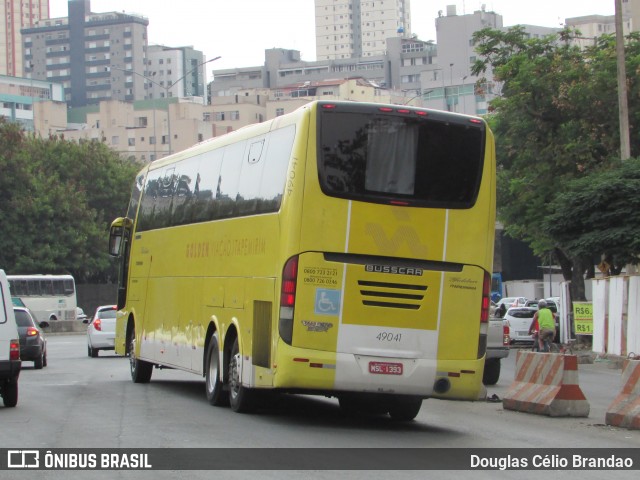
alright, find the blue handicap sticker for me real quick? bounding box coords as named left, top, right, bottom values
left=314, top=289, right=341, bottom=316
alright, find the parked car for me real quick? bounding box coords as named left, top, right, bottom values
left=494, top=296, right=528, bottom=317
left=76, top=307, right=87, bottom=322
left=13, top=307, right=48, bottom=369
left=86, top=305, right=117, bottom=358
left=503, top=306, right=538, bottom=344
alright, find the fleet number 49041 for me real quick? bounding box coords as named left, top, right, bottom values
left=376, top=332, right=402, bottom=342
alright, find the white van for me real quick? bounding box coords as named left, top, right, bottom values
left=0, top=269, right=21, bottom=407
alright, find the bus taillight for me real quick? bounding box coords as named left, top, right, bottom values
left=481, top=271, right=491, bottom=323
left=279, top=255, right=299, bottom=345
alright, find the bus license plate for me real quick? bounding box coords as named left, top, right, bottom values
left=369, top=362, right=403, bottom=375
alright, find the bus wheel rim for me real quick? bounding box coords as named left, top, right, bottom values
left=229, top=353, right=241, bottom=399
left=129, top=335, right=136, bottom=373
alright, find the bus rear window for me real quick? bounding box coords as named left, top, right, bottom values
left=318, top=108, right=485, bottom=208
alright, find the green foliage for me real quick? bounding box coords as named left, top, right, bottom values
left=0, top=118, right=140, bottom=282
left=544, top=159, right=640, bottom=273
left=472, top=27, right=640, bottom=283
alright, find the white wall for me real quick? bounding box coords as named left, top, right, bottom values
left=592, top=276, right=640, bottom=356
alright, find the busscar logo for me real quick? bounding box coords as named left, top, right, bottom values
left=8, top=450, right=39, bottom=468
left=365, top=264, right=423, bottom=276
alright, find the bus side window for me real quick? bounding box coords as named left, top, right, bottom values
left=28, top=281, right=40, bottom=296
left=172, top=157, right=200, bottom=226
left=40, top=280, right=53, bottom=296
left=215, top=142, right=244, bottom=219
left=236, top=137, right=267, bottom=216
left=137, top=169, right=164, bottom=231
left=259, top=125, right=296, bottom=212
left=52, top=280, right=65, bottom=296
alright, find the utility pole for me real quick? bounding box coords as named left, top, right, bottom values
left=615, top=0, right=631, bottom=160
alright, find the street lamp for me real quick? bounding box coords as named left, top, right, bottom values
left=403, top=89, right=433, bottom=105
left=111, top=56, right=221, bottom=157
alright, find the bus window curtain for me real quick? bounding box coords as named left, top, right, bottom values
left=365, top=120, right=418, bottom=195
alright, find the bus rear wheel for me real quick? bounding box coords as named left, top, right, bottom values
left=129, top=327, right=152, bottom=383
left=482, top=358, right=501, bottom=386
left=205, top=333, right=228, bottom=406
left=387, top=396, right=422, bottom=421
left=228, top=338, right=254, bottom=413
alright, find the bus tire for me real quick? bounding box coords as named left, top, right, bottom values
left=228, top=337, right=254, bottom=413
left=482, top=358, right=501, bottom=386
left=205, top=333, right=229, bottom=406
left=2, top=378, right=18, bottom=408
left=129, top=328, right=152, bottom=383
left=388, top=396, right=422, bottom=421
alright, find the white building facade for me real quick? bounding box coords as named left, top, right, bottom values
left=315, top=0, right=411, bottom=60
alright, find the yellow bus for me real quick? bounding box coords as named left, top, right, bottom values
left=109, top=100, right=495, bottom=421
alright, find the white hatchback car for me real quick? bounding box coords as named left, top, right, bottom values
left=504, top=306, right=538, bottom=344
left=86, top=305, right=117, bottom=357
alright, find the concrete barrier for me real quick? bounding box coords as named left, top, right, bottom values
left=503, top=350, right=590, bottom=417
left=43, top=320, right=88, bottom=334
left=605, top=359, right=640, bottom=429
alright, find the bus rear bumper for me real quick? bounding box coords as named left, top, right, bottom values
left=272, top=347, right=484, bottom=400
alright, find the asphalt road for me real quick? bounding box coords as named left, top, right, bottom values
left=1, top=335, right=638, bottom=480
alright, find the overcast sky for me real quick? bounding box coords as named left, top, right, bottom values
left=49, top=1, right=617, bottom=70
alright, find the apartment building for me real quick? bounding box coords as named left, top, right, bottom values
left=0, top=74, right=64, bottom=131
left=624, top=0, right=640, bottom=30
left=147, top=45, right=207, bottom=101
left=22, top=0, right=149, bottom=107
left=33, top=76, right=395, bottom=163
left=0, top=0, right=49, bottom=77
left=211, top=37, right=436, bottom=104
left=35, top=96, right=219, bottom=163
left=566, top=13, right=632, bottom=49
left=315, top=0, right=411, bottom=60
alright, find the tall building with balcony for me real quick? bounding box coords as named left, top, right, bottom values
left=315, top=0, right=411, bottom=60
left=0, top=0, right=50, bottom=76
left=22, top=0, right=149, bottom=107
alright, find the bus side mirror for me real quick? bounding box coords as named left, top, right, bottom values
left=109, top=218, right=133, bottom=257
left=109, top=226, right=124, bottom=256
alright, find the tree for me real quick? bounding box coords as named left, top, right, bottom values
left=0, top=118, right=140, bottom=282
left=544, top=159, right=640, bottom=276
left=471, top=27, right=640, bottom=299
